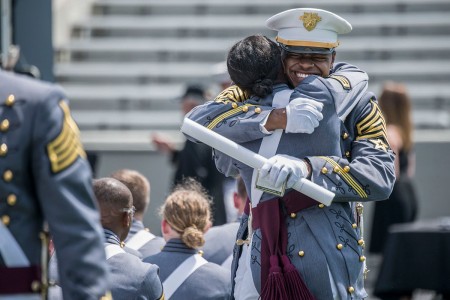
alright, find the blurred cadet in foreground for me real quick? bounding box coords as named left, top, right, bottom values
left=152, top=84, right=228, bottom=225
left=94, top=177, right=164, bottom=300
left=111, top=168, right=165, bottom=257
left=0, top=68, right=109, bottom=299
left=370, top=82, right=419, bottom=254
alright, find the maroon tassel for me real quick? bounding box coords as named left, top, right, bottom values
left=260, top=255, right=288, bottom=300
left=281, top=255, right=315, bottom=299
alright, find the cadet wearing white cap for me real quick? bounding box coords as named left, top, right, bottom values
left=186, top=8, right=395, bottom=300
left=269, top=8, right=351, bottom=53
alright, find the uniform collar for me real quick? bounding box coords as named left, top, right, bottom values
left=129, top=219, right=145, bottom=235
left=162, top=238, right=198, bottom=255
left=103, top=228, right=121, bottom=245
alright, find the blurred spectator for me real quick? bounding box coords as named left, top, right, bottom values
left=111, top=169, right=166, bottom=257
left=211, top=61, right=233, bottom=91
left=152, top=84, right=228, bottom=225
left=369, top=82, right=419, bottom=254
left=143, top=178, right=231, bottom=299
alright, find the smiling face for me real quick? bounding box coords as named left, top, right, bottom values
left=283, top=51, right=336, bottom=86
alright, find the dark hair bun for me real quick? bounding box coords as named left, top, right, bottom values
left=252, top=79, right=274, bottom=98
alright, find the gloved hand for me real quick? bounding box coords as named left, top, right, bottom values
left=285, top=97, right=324, bottom=134
left=259, top=154, right=309, bottom=189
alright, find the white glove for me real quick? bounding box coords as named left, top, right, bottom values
left=259, top=154, right=309, bottom=189
left=285, top=97, right=324, bottom=134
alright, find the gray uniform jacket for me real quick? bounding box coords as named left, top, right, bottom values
left=202, top=222, right=240, bottom=266
left=144, top=239, right=232, bottom=300
left=104, top=229, right=164, bottom=300
left=0, top=70, right=109, bottom=299
left=186, top=62, right=396, bottom=299
left=126, top=219, right=165, bottom=257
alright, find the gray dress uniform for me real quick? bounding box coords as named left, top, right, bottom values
left=144, top=239, right=231, bottom=300
left=104, top=229, right=164, bottom=300
left=202, top=222, right=240, bottom=267
left=0, top=70, right=109, bottom=299
left=186, top=62, right=396, bottom=299
left=126, top=219, right=165, bottom=257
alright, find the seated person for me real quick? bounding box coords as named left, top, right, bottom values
left=144, top=178, right=231, bottom=300
left=94, top=178, right=164, bottom=300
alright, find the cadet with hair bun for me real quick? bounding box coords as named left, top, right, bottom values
left=144, top=178, right=231, bottom=300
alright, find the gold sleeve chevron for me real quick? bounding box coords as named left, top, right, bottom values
left=214, top=85, right=249, bottom=104
left=329, top=75, right=351, bottom=90
left=47, top=100, right=86, bottom=173
left=206, top=104, right=255, bottom=130
left=319, top=156, right=368, bottom=198
left=356, top=100, right=389, bottom=145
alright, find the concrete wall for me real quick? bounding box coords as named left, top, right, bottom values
left=93, top=135, right=450, bottom=238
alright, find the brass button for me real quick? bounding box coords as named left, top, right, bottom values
left=198, top=250, right=204, bottom=256
left=352, top=223, right=357, bottom=229
left=231, top=102, right=238, bottom=109
left=345, top=151, right=351, bottom=157
left=343, top=166, right=350, bottom=173
left=5, top=94, right=15, bottom=106
left=298, top=250, right=305, bottom=257
left=321, top=167, right=328, bottom=174
left=0, top=143, right=8, bottom=156
left=342, top=132, right=349, bottom=140
left=2, top=215, right=10, bottom=225
left=358, top=239, right=365, bottom=246
left=333, top=166, right=339, bottom=173
left=7, top=194, right=17, bottom=206
left=0, top=119, right=9, bottom=132
left=31, top=280, right=41, bottom=292
left=359, top=255, right=366, bottom=262
left=336, top=243, right=343, bottom=250
left=318, top=203, right=325, bottom=208
left=290, top=212, right=297, bottom=218
left=120, top=241, right=125, bottom=248
left=3, top=170, right=13, bottom=182
left=254, top=107, right=262, bottom=114
left=242, top=105, right=249, bottom=112
left=348, top=286, right=355, bottom=293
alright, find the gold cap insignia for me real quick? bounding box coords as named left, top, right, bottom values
left=299, top=12, right=322, bottom=31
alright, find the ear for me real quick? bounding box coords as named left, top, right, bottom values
left=331, top=51, right=336, bottom=65
left=161, top=219, right=171, bottom=236
left=122, top=212, right=130, bottom=228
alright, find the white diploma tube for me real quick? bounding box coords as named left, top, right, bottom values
left=181, top=118, right=334, bottom=206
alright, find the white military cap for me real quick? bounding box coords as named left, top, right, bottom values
left=266, top=8, right=352, bottom=54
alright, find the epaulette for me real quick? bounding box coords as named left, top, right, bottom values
left=356, top=99, right=390, bottom=151
left=47, top=100, right=86, bottom=173
left=214, top=85, right=249, bottom=104
left=328, top=74, right=351, bottom=90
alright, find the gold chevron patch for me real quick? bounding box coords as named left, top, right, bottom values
left=206, top=104, right=255, bottom=130
left=47, top=101, right=86, bottom=173
left=214, top=85, right=249, bottom=104
left=319, top=156, right=368, bottom=198
left=356, top=100, right=389, bottom=145
left=329, top=75, right=351, bottom=90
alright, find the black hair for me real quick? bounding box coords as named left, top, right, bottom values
left=227, top=35, right=282, bottom=98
